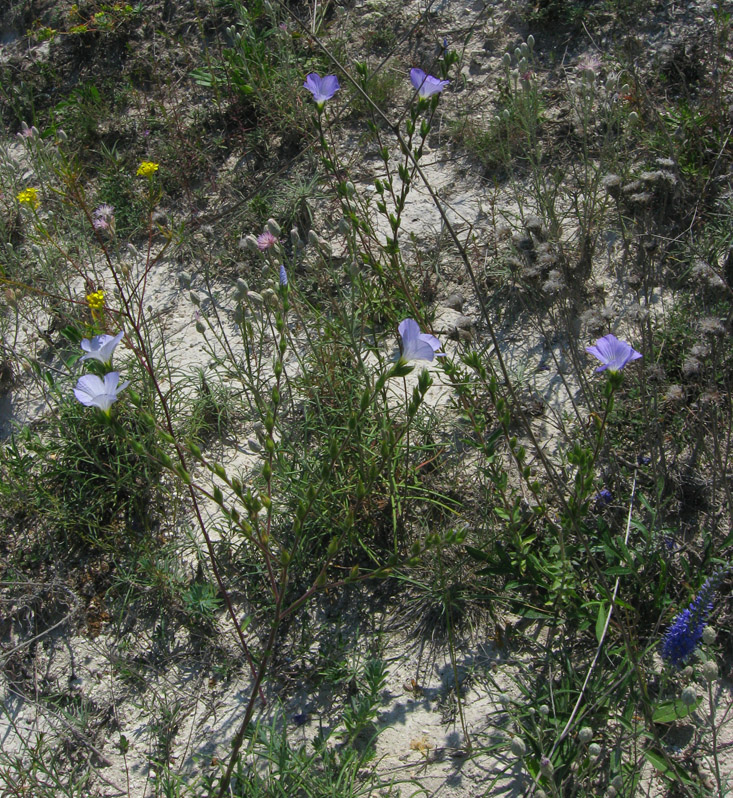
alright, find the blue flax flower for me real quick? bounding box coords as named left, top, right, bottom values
left=661, top=569, right=727, bottom=667
left=410, top=68, right=449, bottom=98
left=586, top=333, right=642, bottom=373
left=398, top=318, right=446, bottom=362
left=303, top=73, right=340, bottom=109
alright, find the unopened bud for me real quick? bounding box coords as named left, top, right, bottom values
left=502, top=52, right=511, bottom=68
left=681, top=686, right=697, bottom=706
left=509, top=737, right=526, bottom=757
left=527, top=34, right=535, bottom=50
left=189, top=291, right=201, bottom=306
left=588, top=743, right=601, bottom=758
left=308, top=229, right=320, bottom=247
left=702, top=626, right=716, bottom=644
left=578, top=727, right=593, bottom=744
left=290, top=227, right=301, bottom=247
left=235, top=278, right=248, bottom=300
left=266, top=217, right=281, bottom=237
left=702, top=660, right=718, bottom=682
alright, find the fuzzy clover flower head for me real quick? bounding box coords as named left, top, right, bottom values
left=80, top=331, right=124, bottom=365
left=257, top=230, right=278, bottom=251
left=74, top=372, right=130, bottom=415
left=660, top=572, right=725, bottom=668
left=410, top=68, right=450, bottom=98
left=303, top=73, right=340, bottom=109
left=17, top=187, right=40, bottom=209
left=398, top=318, right=446, bottom=362
left=586, top=333, right=641, bottom=373
left=136, top=161, right=159, bottom=177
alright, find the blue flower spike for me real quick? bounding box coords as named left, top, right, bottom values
left=661, top=568, right=728, bottom=668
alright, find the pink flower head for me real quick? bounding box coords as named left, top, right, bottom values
left=586, top=334, right=642, bottom=373
left=92, top=204, right=114, bottom=231
left=398, top=318, right=446, bottom=362
left=257, top=230, right=278, bottom=251
left=410, top=68, right=449, bottom=98
left=303, top=73, right=340, bottom=108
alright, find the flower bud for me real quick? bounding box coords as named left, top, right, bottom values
left=290, top=227, right=301, bottom=247
left=702, top=660, right=718, bottom=682
left=189, top=291, right=201, bottom=306
left=578, top=727, right=593, bottom=744
left=308, top=229, right=320, bottom=247
left=702, top=626, right=716, bottom=644
left=502, top=52, right=511, bottom=68
left=247, top=290, right=264, bottom=305
left=266, top=217, right=281, bottom=237
left=509, top=737, right=526, bottom=757
left=179, top=271, right=192, bottom=289
left=338, top=217, right=350, bottom=236
left=588, top=743, right=601, bottom=758
left=57, top=129, right=68, bottom=141
left=244, top=234, right=260, bottom=253
left=540, top=756, right=554, bottom=777
left=527, top=34, right=535, bottom=50
left=345, top=181, right=356, bottom=197
left=235, top=278, right=248, bottom=300
left=680, top=686, right=697, bottom=707
left=195, top=320, right=206, bottom=334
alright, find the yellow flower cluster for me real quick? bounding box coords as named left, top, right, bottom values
left=86, top=289, right=105, bottom=311
left=136, top=161, right=159, bottom=177
left=16, top=187, right=40, bottom=209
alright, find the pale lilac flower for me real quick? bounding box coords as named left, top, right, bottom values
left=586, top=334, right=642, bottom=373
left=79, top=331, right=124, bottom=365
left=303, top=73, right=340, bottom=108
left=74, top=372, right=130, bottom=414
left=398, top=318, right=446, bottom=362
left=257, top=230, right=278, bottom=251
left=279, top=264, right=288, bottom=286
left=410, top=68, right=449, bottom=98
left=92, top=204, right=114, bottom=231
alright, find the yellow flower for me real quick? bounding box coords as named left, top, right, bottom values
left=16, top=188, right=40, bottom=209
left=86, top=290, right=105, bottom=312
left=136, top=161, right=159, bottom=177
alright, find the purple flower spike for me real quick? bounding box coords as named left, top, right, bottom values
left=586, top=334, right=642, bottom=373
left=398, top=318, right=446, bottom=362
left=303, top=73, right=340, bottom=108
left=410, top=68, right=450, bottom=98
left=74, top=372, right=130, bottom=414
left=279, top=264, right=288, bottom=286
